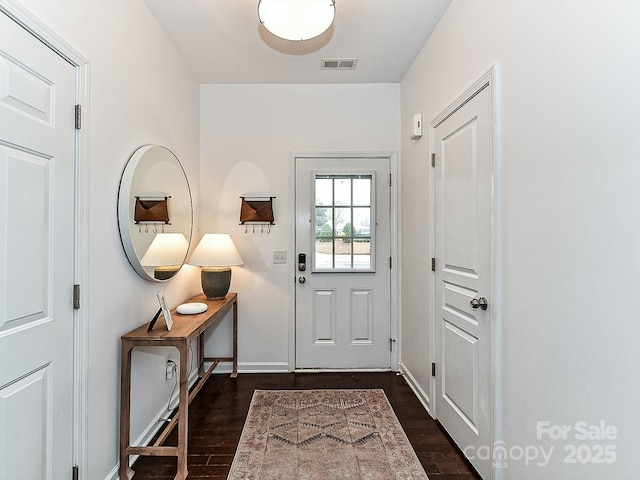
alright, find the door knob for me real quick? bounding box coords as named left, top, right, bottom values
left=298, top=276, right=306, bottom=284
left=470, top=297, right=488, bottom=310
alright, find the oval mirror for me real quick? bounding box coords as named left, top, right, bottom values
left=117, top=145, right=193, bottom=282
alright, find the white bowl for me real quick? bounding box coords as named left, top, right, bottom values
left=176, top=302, right=208, bottom=315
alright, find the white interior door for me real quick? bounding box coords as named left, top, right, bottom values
left=295, top=156, right=391, bottom=369
left=0, top=12, right=76, bottom=480
left=434, top=82, right=493, bottom=479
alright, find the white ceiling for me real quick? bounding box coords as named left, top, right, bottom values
left=143, top=0, right=452, bottom=84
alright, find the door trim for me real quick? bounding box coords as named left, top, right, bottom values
left=428, top=66, right=499, bottom=479
left=0, top=0, right=91, bottom=474
left=289, top=151, right=400, bottom=372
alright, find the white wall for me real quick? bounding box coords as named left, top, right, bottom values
left=9, top=0, right=201, bottom=478
left=200, top=84, right=400, bottom=370
left=401, top=1, right=640, bottom=479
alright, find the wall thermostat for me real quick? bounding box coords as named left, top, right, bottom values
left=412, top=113, right=423, bottom=138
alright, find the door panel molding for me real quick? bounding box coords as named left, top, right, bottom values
left=0, top=365, right=51, bottom=480
left=350, top=288, right=373, bottom=344
left=312, top=288, right=337, bottom=343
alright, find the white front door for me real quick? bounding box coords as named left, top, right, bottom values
left=0, top=12, right=76, bottom=480
left=295, top=156, right=392, bottom=369
left=433, top=80, right=493, bottom=478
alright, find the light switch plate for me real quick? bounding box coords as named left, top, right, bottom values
left=273, top=250, right=287, bottom=264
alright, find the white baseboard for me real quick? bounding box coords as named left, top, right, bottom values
left=294, top=367, right=393, bottom=373
left=104, top=463, right=119, bottom=480
left=397, top=362, right=433, bottom=417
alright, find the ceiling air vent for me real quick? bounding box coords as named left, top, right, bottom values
left=321, top=58, right=358, bottom=70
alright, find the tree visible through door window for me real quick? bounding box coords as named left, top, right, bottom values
left=314, top=174, right=374, bottom=271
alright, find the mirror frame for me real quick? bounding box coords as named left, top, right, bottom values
left=117, top=145, right=193, bottom=282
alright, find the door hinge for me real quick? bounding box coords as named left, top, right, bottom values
left=431, top=258, right=436, bottom=271
left=432, top=362, right=436, bottom=377
left=389, top=338, right=396, bottom=352
left=389, top=173, right=392, bottom=187
left=73, top=284, right=80, bottom=310
left=72, top=465, right=79, bottom=480
left=75, top=104, right=81, bottom=129
left=431, top=153, right=435, bottom=167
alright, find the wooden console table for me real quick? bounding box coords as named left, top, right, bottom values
left=119, top=293, right=237, bottom=480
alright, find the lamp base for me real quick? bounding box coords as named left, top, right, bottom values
left=201, top=267, right=231, bottom=300
left=154, top=265, right=180, bottom=280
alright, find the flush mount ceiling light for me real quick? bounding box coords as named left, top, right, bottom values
left=258, top=0, right=336, bottom=41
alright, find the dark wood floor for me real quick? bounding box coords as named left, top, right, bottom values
left=131, top=372, right=481, bottom=479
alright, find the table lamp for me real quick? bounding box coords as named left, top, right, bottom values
left=140, top=232, right=189, bottom=280
left=189, top=233, right=243, bottom=300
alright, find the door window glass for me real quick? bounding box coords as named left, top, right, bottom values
left=313, top=174, right=373, bottom=271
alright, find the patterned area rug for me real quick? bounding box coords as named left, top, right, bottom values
left=228, top=389, right=429, bottom=479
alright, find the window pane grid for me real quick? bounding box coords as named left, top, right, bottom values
left=314, top=174, right=372, bottom=271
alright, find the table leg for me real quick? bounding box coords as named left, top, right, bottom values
left=231, top=300, right=238, bottom=378
left=198, top=331, right=205, bottom=378
left=175, top=342, right=189, bottom=480
left=119, top=343, right=135, bottom=480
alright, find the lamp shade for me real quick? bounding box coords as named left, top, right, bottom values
left=140, top=233, right=189, bottom=267
left=258, top=0, right=335, bottom=41
left=189, top=233, right=243, bottom=267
